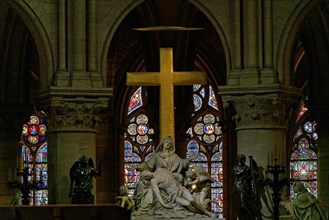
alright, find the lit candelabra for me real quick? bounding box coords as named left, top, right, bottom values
left=7, top=166, right=44, bottom=205
left=263, top=158, right=289, bottom=220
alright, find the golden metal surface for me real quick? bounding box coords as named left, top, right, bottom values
left=127, top=48, right=207, bottom=141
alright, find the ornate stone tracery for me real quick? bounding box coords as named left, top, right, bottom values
left=43, top=99, right=109, bottom=132
left=222, top=92, right=300, bottom=130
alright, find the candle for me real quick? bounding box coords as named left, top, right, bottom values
left=275, top=144, right=277, bottom=159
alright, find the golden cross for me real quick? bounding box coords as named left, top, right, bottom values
left=126, top=48, right=207, bottom=141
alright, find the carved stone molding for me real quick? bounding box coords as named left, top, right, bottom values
left=36, top=87, right=112, bottom=132
left=43, top=99, right=108, bottom=132
left=223, top=93, right=299, bottom=130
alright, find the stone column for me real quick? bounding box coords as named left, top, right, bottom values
left=220, top=85, right=301, bottom=218
left=42, top=95, right=109, bottom=204
left=240, top=0, right=260, bottom=86
left=261, top=0, right=277, bottom=84
left=227, top=92, right=297, bottom=167
left=54, top=0, right=70, bottom=87
left=87, top=0, right=103, bottom=87
left=245, top=0, right=259, bottom=69
left=67, top=0, right=91, bottom=88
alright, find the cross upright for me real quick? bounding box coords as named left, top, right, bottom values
left=126, top=48, right=207, bottom=142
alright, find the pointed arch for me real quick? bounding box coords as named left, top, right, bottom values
left=2, top=0, right=54, bottom=88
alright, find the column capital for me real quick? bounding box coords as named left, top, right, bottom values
left=36, top=87, right=112, bottom=132
left=219, top=84, right=302, bottom=130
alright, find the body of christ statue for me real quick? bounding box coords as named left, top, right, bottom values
left=129, top=136, right=218, bottom=219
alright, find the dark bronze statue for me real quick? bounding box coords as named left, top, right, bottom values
left=232, top=154, right=261, bottom=220
left=69, top=155, right=102, bottom=204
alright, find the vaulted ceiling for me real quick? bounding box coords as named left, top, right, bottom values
left=1, top=0, right=329, bottom=108
left=106, top=0, right=227, bottom=93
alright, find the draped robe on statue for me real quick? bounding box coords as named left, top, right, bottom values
left=133, top=136, right=209, bottom=218
left=282, top=182, right=328, bottom=220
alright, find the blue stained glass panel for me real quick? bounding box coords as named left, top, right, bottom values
left=36, top=143, right=47, bottom=162
left=193, top=94, right=202, bottom=111
left=187, top=140, right=199, bottom=153
left=208, top=86, right=218, bottom=110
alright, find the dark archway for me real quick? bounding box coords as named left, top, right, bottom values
left=104, top=0, right=232, bottom=217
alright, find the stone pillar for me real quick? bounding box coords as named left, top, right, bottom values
left=245, top=0, right=259, bottom=69
left=54, top=0, right=70, bottom=87
left=40, top=93, right=109, bottom=204
left=226, top=92, right=297, bottom=167
left=220, top=85, right=301, bottom=218
left=261, top=0, right=277, bottom=84
left=240, top=0, right=260, bottom=86
left=87, top=0, right=103, bottom=87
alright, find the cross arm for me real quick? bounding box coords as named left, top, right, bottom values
left=173, top=71, right=207, bottom=85
left=126, top=72, right=161, bottom=86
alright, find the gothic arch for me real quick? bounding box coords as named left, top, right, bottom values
left=189, top=0, right=232, bottom=79
left=276, top=0, right=320, bottom=86
left=3, top=0, right=54, bottom=89
left=100, top=0, right=144, bottom=82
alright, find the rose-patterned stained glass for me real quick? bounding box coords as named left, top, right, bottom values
left=127, top=115, right=154, bottom=145
left=186, top=84, right=224, bottom=216
left=289, top=102, right=318, bottom=198
left=22, top=116, right=47, bottom=144
left=190, top=113, right=221, bottom=145
left=20, top=114, right=48, bottom=206
left=124, top=87, right=155, bottom=197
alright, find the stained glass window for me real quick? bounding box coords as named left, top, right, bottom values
left=124, top=87, right=155, bottom=196
left=186, top=84, right=224, bottom=217
left=289, top=103, right=318, bottom=198
left=21, top=114, right=48, bottom=205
